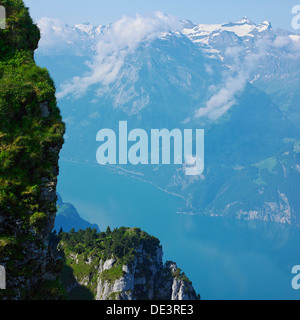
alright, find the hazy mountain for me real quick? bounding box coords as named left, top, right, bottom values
left=55, top=194, right=100, bottom=232
left=35, top=15, right=300, bottom=226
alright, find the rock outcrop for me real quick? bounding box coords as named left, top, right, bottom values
left=95, top=250, right=199, bottom=301
left=59, top=227, right=200, bottom=300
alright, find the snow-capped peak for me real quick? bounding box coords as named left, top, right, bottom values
left=74, top=23, right=105, bottom=36
left=257, top=21, right=272, bottom=32
left=75, top=23, right=95, bottom=33
left=182, top=17, right=273, bottom=47
left=37, top=16, right=276, bottom=60
left=237, top=16, right=253, bottom=24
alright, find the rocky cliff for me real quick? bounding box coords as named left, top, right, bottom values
left=0, top=0, right=65, bottom=299
left=58, top=227, right=200, bottom=300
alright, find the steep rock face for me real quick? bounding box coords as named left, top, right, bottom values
left=0, top=0, right=65, bottom=299
left=95, top=244, right=163, bottom=300
left=155, top=261, right=199, bottom=301
left=59, top=228, right=200, bottom=300
left=95, top=255, right=199, bottom=301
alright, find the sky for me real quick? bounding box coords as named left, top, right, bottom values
left=23, top=0, right=300, bottom=32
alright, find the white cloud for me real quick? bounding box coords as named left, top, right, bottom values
left=37, top=18, right=82, bottom=55
left=195, top=38, right=269, bottom=120
left=56, top=12, right=181, bottom=99
left=272, top=36, right=291, bottom=48
left=271, top=34, right=300, bottom=59
left=195, top=73, right=243, bottom=120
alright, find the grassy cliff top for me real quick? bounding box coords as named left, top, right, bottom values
left=58, top=227, right=161, bottom=264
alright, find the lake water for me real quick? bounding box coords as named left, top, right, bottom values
left=58, top=160, right=300, bottom=300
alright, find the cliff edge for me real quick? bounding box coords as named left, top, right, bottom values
left=0, top=0, right=65, bottom=299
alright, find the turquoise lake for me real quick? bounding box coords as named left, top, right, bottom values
left=58, top=160, right=300, bottom=300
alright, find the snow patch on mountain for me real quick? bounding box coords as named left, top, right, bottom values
left=182, top=17, right=272, bottom=44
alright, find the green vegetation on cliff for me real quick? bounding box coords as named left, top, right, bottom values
left=59, top=227, right=160, bottom=270
left=58, top=227, right=161, bottom=299
left=58, top=227, right=200, bottom=301
left=0, top=0, right=39, bottom=58
left=0, top=0, right=65, bottom=299
left=0, top=0, right=64, bottom=230
left=59, top=227, right=160, bottom=263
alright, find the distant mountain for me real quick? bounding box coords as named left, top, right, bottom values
left=35, top=15, right=300, bottom=226
left=182, top=17, right=300, bottom=127
left=55, top=194, right=100, bottom=232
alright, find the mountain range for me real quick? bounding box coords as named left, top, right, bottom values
left=35, top=15, right=300, bottom=226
